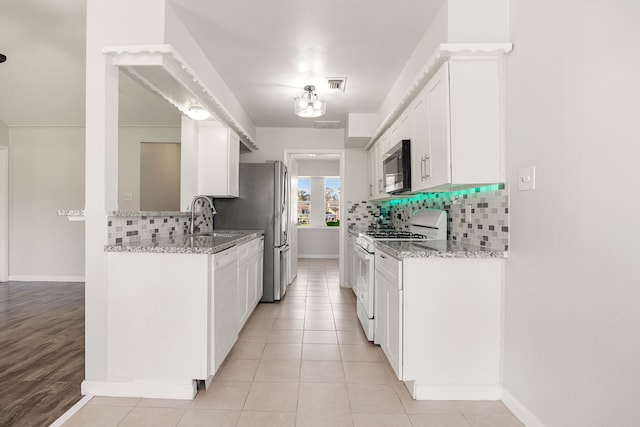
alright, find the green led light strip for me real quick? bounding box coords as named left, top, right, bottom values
left=385, top=184, right=504, bottom=207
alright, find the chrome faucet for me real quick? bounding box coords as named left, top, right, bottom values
left=190, top=195, right=217, bottom=235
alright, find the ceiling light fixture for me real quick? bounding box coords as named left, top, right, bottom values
left=294, top=85, right=326, bottom=118
left=185, top=105, right=210, bottom=121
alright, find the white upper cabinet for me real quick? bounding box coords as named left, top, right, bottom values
left=197, top=122, right=240, bottom=198
left=368, top=132, right=388, bottom=201
left=411, top=63, right=451, bottom=191
left=388, top=109, right=411, bottom=150
left=411, top=58, right=504, bottom=192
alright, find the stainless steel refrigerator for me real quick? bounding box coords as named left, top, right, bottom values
left=213, top=161, right=290, bottom=302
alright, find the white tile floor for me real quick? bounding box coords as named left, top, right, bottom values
left=62, top=258, right=524, bottom=427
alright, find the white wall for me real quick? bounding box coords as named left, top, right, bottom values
left=8, top=127, right=85, bottom=280
left=243, top=127, right=344, bottom=163
left=503, top=2, right=640, bottom=427
left=0, top=121, right=8, bottom=146
left=378, top=1, right=448, bottom=124
left=297, top=159, right=340, bottom=177
left=298, top=228, right=339, bottom=258
left=118, top=126, right=180, bottom=211
left=378, top=0, right=509, bottom=128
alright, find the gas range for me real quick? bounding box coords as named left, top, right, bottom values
left=355, top=229, right=427, bottom=253
left=364, top=230, right=428, bottom=239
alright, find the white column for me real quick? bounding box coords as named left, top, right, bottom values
left=309, top=177, right=325, bottom=227
left=83, top=4, right=120, bottom=383
left=84, top=0, right=167, bottom=385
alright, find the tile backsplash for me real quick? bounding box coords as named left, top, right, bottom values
left=346, top=201, right=383, bottom=230
left=353, top=185, right=509, bottom=250
left=107, top=199, right=215, bottom=245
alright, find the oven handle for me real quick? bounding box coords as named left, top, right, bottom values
left=355, top=245, right=373, bottom=259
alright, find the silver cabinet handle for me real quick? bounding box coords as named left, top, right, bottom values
left=421, top=155, right=427, bottom=181
left=424, top=155, right=430, bottom=179
left=378, top=178, right=384, bottom=192
left=369, top=183, right=373, bottom=197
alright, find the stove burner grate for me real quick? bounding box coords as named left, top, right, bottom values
left=365, top=230, right=427, bottom=239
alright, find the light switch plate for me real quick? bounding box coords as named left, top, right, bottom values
left=518, top=166, right=536, bottom=191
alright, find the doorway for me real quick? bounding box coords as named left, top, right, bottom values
left=284, top=150, right=346, bottom=287
left=139, top=142, right=181, bottom=211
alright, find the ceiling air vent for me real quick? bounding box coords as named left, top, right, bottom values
left=314, top=120, right=342, bottom=129
left=326, top=77, right=347, bottom=92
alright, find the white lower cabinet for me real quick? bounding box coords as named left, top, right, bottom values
left=237, top=238, right=264, bottom=330
left=374, top=250, right=403, bottom=378
left=211, top=247, right=238, bottom=375
left=375, top=248, right=504, bottom=400
left=102, top=236, right=264, bottom=400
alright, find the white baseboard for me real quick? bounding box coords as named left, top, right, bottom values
left=81, top=380, right=197, bottom=400
left=413, top=384, right=503, bottom=400
left=8, top=275, right=85, bottom=283
left=297, top=254, right=339, bottom=259
left=502, top=388, right=546, bottom=427
left=49, top=394, right=94, bottom=427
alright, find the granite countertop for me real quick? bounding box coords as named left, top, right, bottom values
left=104, top=229, right=264, bottom=255
left=375, top=239, right=508, bottom=259
left=57, top=210, right=193, bottom=219
left=109, top=211, right=191, bottom=218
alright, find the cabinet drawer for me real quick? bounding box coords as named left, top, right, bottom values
left=238, top=238, right=262, bottom=265
left=375, top=250, right=402, bottom=288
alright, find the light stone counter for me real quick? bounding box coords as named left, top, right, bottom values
left=375, top=239, right=507, bottom=259
left=109, top=210, right=191, bottom=218
left=104, top=229, right=264, bottom=255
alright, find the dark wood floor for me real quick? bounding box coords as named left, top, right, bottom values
left=0, top=281, right=84, bottom=426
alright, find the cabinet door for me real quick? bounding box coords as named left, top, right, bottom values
left=237, top=260, right=250, bottom=329
left=247, top=253, right=260, bottom=311
left=374, top=270, right=388, bottom=349
left=410, top=89, right=428, bottom=192
left=375, top=268, right=403, bottom=379
left=368, top=140, right=386, bottom=201
left=212, top=250, right=238, bottom=374
left=367, top=146, right=376, bottom=199
left=197, top=124, right=239, bottom=198
left=389, top=111, right=410, bottom=148
left=411, top=63, right=451, bottom=192
left=427, top=62, right=452, bottom=189
left=227, top=130, right=240, bottom=197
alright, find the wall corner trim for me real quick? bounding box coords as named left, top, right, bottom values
left=502, top=388, right=547, bottom=427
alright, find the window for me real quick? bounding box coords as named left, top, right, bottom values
left=324, top=177, right=340, bottom=226
left=297, top=176, right=340, bottom=227
left=297, top=177, right=311, bottom=226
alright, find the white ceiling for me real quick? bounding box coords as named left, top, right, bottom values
left=0, top=0, right=443, bottom=129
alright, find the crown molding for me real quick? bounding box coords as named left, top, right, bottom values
left=366, top=43, right=513, bottom=149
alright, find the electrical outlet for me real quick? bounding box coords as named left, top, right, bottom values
left=518, top=166, right=536, bottom=191
left=124, top=193, right=133, bottom=201
left=465, top=204, right=472, bottom=222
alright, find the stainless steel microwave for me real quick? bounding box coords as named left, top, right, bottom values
left=383, top=139, right=411, bottom=194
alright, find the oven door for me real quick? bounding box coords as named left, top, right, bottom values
left=354, top=245, right=375, bottom=318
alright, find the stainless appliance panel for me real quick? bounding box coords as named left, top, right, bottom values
left=214, top=162, right=289, bottom=302
left=274, top=244, right=290, bottom=300
left=383, top=139, right=411, bottom=194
